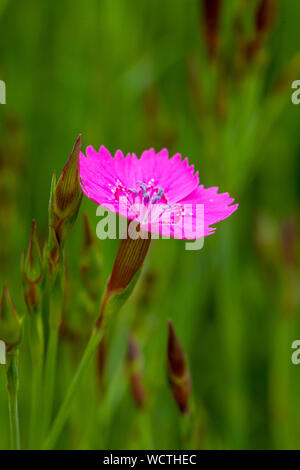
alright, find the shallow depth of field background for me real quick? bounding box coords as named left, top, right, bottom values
left=1, top=0, right=300, bottom=450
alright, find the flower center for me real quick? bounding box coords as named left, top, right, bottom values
left=129, top=181, right=165, bottom=205
left=109, top=179, right=183, bottom=227
left=110, top=179, right=167, bottom=205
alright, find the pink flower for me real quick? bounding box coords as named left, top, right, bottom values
left=80, top=146, right=238, bottom=239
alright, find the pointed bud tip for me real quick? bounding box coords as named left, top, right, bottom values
left=63, top=134, right=82, bottom=174
left=167, top=319, right=188, bottom=379
left=28, top=219, right=38, bottom=251
left=167, top=319, right=183, bottom=363
left=51, top=170, right=57, bottom=183
left=0, top=284, right=22, bottom=347
left=23, top=219, right=42, bottom=283
left=167, top=318, right=178, bottom=351
left=51, top=136, right=83, bottom=228
left=168, top=318, right=174, bottom=333
left=167, top=319, right=191, bottom=414
left=2, top=284, right=14, bottom=306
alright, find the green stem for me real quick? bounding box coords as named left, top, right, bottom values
left=43, top=326, right=103, bottom=449
left=180, top=411, right=195, bottom=450
left=137, top=410, right=153, bottom=449
left=28, top=314, right=44, bottom=449
left=41, top=326, right=59, bottom=440
left=6, top=352, right=21, bottom=450
left=41, top=271, right=63, bottom=442
left=44, top=236, right=150, bottom=449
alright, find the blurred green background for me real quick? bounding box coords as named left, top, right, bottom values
left=1, top=0, right=300, bottom=450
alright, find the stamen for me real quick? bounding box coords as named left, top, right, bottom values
left=137, top=181, right=150, bottom=203
left=151, top=187, right=164, bottom=204
left=137, top=181, right=147, bottom=191
left=143, top=193, right=150, bottom=203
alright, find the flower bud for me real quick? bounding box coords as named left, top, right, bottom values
left=167, top=319, right=191, bottom=414
left=94, top=223, right=151, bottom=331
left=242, top=0, right=276, bottom=63
left=49, top=135, right=83, bottom=246
left=255, top=0, right=276, bottom=35
left=0, top=285, right=22, bottom=350
left=200, top=0, right=222, bottom=60
left=22, top=220, right=43, bottom=314
left=127, top=334, right=146, bottom=409
left=107, top=223, right=151, bottom=295
left=80, top=213, right=103, bottom=301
